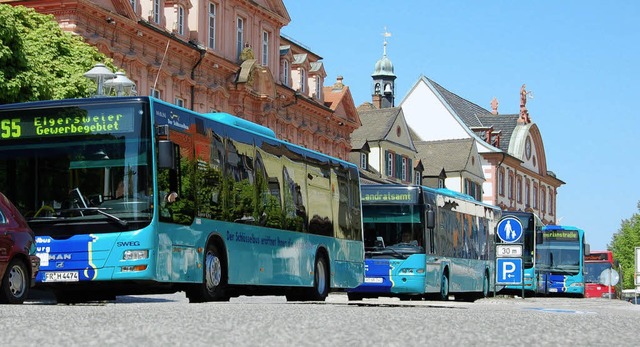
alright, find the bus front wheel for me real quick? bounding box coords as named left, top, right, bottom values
left=187, top=243, right=229, bottom=303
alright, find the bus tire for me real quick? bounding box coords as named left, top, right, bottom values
left=186, top=243, right=229, bottom=303
left=481, top=271, right=490, bottom=298
left=440, top=271, right=450, bottom=301
left=347, top=292, right=363, bottom=301
left=307, top=254, right=330, bottom=301
left=0, top=259, right=29, bottom=304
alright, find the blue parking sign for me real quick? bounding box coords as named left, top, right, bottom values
left=497, top=217, right=523, bottom=243
left=496, top=258, right=523, bottom=285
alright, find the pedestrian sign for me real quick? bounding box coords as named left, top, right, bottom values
left=496, top=258, right=523, bottom=285
left=497, top=217, right=523, bottom=243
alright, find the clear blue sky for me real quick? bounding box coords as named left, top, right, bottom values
left=282, top=1, right=639, bottom=251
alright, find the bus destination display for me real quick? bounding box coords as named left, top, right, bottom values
left=1, top=111, right=133, bottom=139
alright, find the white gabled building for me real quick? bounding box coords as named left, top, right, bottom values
left=400, top=76, right=563, bottom=225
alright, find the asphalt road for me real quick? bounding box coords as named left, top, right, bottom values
left=4, top=292, right=638, bottom=346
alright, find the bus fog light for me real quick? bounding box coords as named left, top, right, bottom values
left=570, top=282, right=583, bottom=287
left=121, top=265, right=148, bottom=272
left=123, top=250, right=149, bottom=260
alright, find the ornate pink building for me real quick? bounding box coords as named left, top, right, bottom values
left=2, top=0, right=359, bottom=160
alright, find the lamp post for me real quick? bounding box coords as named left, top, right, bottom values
left=83, top=63, right=116, bottom=96
left=104, top=71, right=137, bottom=96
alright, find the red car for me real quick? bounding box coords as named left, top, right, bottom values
left=0, top=192, right=40, bottom=304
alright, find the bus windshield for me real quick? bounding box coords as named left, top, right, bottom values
left=537, top=233, right=581, bottom=275
left=0, top=100, right=153, bottom=236
left=363, top=203, right=425, bottom=256
left=584, top=262, right=612, bottom=284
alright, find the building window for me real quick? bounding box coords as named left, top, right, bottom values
left=516, top=176, right=522, bottom=203
left=130, top=0, right=136, bottom=11
left=360, top=153, right=368, bottom=170
left=525, top=180, right=530, bottom=206
left=177, top=6, right=185, bottom=35
left=315, top=76, right=322, bottom=99
left=150, top=88, right=161, bottom=99
left=498, top=169, right=505, bottom=196
left=549, top=191, right=554, bottom=215
left=507, top=172, right=513, bottom=199
left=386, top=152, right=393, bottom=176
left=541, top=187, right=546, bottom=213
left=174, top=97, right=184, bottom=108
left=282, top=60, right=290, bottom=86
left=415, top=171, right=421, bottom=186
left=299, top=68, right=306, bottom=93
left=261, top=31, right=269, bottom=66
left=438, top=178, right=444, bottom=189
left=153, top=0, right=160, bottom=24
left=236, top=17, right=244, bottom=60
left=533, top=183, right=538, bottom=209
left=208, top=2, right=216, bottom=49
left=401, top=157, right=407, bottom=181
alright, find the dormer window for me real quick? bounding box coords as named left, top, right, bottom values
left=176, top=5, right=185, bottom=35
left=153, top=0, right=160, bottom=23
left=360, top=153, right=368, bottom=170
left=299, top=68, right=306, bottom=93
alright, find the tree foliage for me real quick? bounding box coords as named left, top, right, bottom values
left=0, top=5, right=114, bottom=104
left=609, top=201, right=640, bottom=289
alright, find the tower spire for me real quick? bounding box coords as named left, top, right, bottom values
left=382, top=27, right=391, bottom=57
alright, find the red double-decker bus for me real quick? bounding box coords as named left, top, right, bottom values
left=584, top=250, right=617, bottom=298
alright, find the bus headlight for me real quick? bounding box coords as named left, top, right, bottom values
left=123, top=250, right=149, bottom=260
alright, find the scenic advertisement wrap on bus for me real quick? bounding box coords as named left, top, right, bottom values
left=0, top=96, right=364, bottom=303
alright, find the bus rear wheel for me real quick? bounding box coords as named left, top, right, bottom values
left=187, top=243, right=229, bottom=303
left=440, top=272, right=450, bottom=301
left=287, top=255, right=329, bottom=302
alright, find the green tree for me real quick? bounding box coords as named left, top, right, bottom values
left=0, top=5, right=113, bottom=103
left=609, top=201, right=640, bottom=289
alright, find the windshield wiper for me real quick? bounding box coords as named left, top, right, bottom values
left=57, top=207, right=129, bottom=227
left=94, top=209, right=128, bottom=227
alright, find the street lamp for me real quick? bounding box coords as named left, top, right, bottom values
left=83, top=63, right=116, bottom=96
left=104, top=71, right=137, bottom=96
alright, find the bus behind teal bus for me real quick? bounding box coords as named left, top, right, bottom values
left=536, top=225, right=588, bottom=297
left=0, top=96, right=364, bottom=303
left=584, top=250, right=617, bottom=299
left=348, top=184, right=501, bottom=301
left=497, top=211, right=543, bottom=296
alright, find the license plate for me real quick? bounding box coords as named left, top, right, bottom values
left=44, top=271, right=79, bottom=282
left=364, top=277, right=383, bottom=283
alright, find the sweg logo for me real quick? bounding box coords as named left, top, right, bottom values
left=117, top=241, right=141, bottom=247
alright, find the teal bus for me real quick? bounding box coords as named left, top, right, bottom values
left=497, top=211, right=543, bottom=295
left=347, top=184, right=501, bottom=301
left=535, top=225, right=588, bottom=297
left=0, top=96, right=364, bottom=303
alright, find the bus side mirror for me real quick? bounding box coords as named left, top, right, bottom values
left=426, top=208, right=435, bottom=229
left=158, top=140, right=176, bottom=169
left=584, top=243, right=590, bottom=256
left=536, top=231, right=543, bottom=245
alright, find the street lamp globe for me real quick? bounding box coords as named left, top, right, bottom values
left=83, top=63, right=116, bottom=96
left=104, top=71, right=137, bottom=96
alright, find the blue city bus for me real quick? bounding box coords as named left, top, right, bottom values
left=0, top=96, right=364, bottom=303
left=535, top=225, right=588, bottom=297
left=497, top=211, right=543, bottom=295
left=348, top=184, right=501, bottom=301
